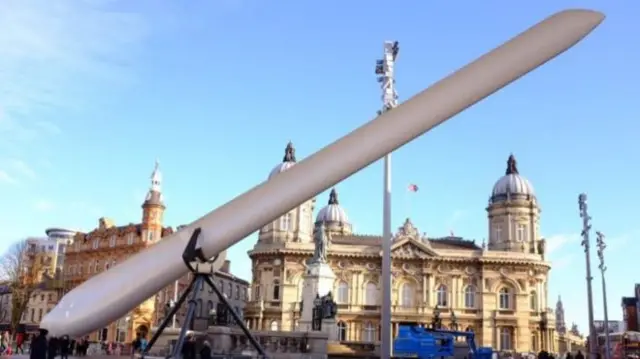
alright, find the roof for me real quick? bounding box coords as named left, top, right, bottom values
left=332, top=234, right=481, bottom=250
left=75, top=223, right=174, bottom=240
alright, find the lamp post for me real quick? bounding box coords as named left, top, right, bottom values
left=596, top=231, right=611, bottom=359
left=578, top=193, right=598, bottom=358
left=375, top=40, right=399, bottom=359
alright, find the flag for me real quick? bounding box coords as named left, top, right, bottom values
left=407, top=184, right=419, bottom=192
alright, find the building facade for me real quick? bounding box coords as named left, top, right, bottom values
left=63, top=161, right=173, bottom=342
left=245, top=143, right=559, bottom=353
left=25, top=233, right=71, bottom=283
left=153, top=259, right=250, bottom=331
left=554, top=296, right=585, bottom=353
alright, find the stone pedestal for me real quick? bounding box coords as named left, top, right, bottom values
left=298, top=261, right=336, bottom=332
left=321, top=318, right=338, bottom=342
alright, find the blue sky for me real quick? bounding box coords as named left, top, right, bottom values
left=0, top=0, right=637, bottom=333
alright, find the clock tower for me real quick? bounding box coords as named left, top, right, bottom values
left=141, top=160, right=165, bottom=243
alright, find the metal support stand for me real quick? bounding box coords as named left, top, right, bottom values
left=143, top=228, right=267, bottom=359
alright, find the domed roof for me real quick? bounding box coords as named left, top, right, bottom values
left=269, top=142, right=297, bottom=179
left=316, top=188, right=350, bottom=224
left=491, top=154, right=535, bottom=202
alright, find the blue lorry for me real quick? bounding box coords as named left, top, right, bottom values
left=393, top=325, right=493, bottom=359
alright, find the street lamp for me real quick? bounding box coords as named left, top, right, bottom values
left=578, top=193, right=598, bottom=358
left=596, top=231, right=611, bottom=359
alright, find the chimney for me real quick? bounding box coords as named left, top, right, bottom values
left=220, top=260, right=231, bottom=273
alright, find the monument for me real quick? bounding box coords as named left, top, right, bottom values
left=298, top=223, right=338, bottom=340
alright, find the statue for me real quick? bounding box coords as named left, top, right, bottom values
left=312, top=223, right=330, bottom=263
left=538, top=239, right=546, bottom=259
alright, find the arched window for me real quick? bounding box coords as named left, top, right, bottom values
left=499, top=287, right=512, bottom=310
left=500, top=327, right=512, bottom=350
left=337, top=281, right=349, bottom=303
left=196, top=299, right=203, bottom=317
left=337, top=321, right=347, bottom=341
left=529, top=291, right=537, bottom=310
left=464, top=285, right=476, bottom=308
left=281, top=213, right=292, bottom=231
left=436, top=285, right=448, bottom=307
left=400, top=283, right=415, bottom=307
left=270, top=321, right=279, bottom=331
left=273, top=280, right=280, bottom=301
left=363, top=322, right=376, bottom=342
left=365, top=282, right=378, bottom=305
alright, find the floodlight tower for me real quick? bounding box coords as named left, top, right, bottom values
left=376, top=40, right=399, bottom=359
left=596, top=231, right=611, bottom=359
left=578, top=193, right=598, bottom=358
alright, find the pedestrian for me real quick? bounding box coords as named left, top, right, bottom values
left=30, top=329, right=48, bottom=359
left=16, top=331, right=25, bottom=354
left=575, top=351, right=585, bottom=359
left=131, top=333, right=141, bottom=359
left=59, top=335, right=70, bottom=359
left=48, top=336, right=59, bottom=359
left=200, top=341, right=211, bottom=359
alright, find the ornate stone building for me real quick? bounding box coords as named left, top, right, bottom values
left=245, top=144, right=558, bottom=353
left=554, top=296, right=586, bottom=353
left=63, top=161, right=173, bottom=342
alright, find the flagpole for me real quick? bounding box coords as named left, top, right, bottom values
left=376, top=40, right=399, bottom=359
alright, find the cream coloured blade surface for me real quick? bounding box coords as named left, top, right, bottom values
left=40, top=9, right=604, bottom=337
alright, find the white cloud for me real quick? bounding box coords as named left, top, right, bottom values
left=34, top=121, right=62, bottom=135
left=34, top=200, right=55, bottom=212
left=0, top=170, right=17, bottom=185
left=545, top=233, right=580, bottom=254
left=0, top=0, right=150, bottom=143
left=7, top=159, right=36, bottom=179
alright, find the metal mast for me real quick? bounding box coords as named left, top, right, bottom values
left=596, top=231, right=611, bottom=359
left=578, top=193, right=598, bottom=358
left=376, top=40, right=399, bottom=359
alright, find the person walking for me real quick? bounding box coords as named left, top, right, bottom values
left=30, top=329, right=48, bottom=359
left=59, top=335, right=70, bottom=359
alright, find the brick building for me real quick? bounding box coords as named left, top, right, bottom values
left=63, top=161, right=173, bottom=342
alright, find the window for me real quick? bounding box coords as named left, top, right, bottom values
left=109, top=236, right=116, bottom=247
left=147, top=232, right=153, bottom=241
left=270, top=321, right=279, bottom=331
left=531, top=333, right=538, bottom=352
left=30, top=308, right=34, bottom=322
left=365, top=283, right=377, bottom=305
left=337, top=321, right=347, bottom=341
left=529, top=291, right=537, bottom=310
left=436, top=285, right=448, bottom=307
left=236, top=285, right=240, bottom=299
left=500, top=327, right=512, bottom=350
left=38, top=309, right=43, bottom=321
left=228, top=282, right=233, bottom=298
left=363, top=322, right=376, bottom=342
left=281, top=213, right=291, bottom=231
left=196, top=299, right=203, bottom=317
left=92, top=239, right=99, bottom=249
left=337, top=281, right=349, bottom=304
left=94, top=260, right=100, bottom=273
left=254, top=285, right=261, bottom=300
left=400, top=283, right=415, bottom=307
left=207, top=300, right=214, bottom=316
left=127, top=233, right=134, bottom=245
left=464, top=285, right=476, bottom=308
left=494, top=227, right=502, bottom=242
left=273, top=280, right=280, bottom=301
left=499, top=288, right=512, bottom=310
left=516, top=224, right=527, bottom=242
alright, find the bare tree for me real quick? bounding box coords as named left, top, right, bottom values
left=0, top=240, right=38, bottom=334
